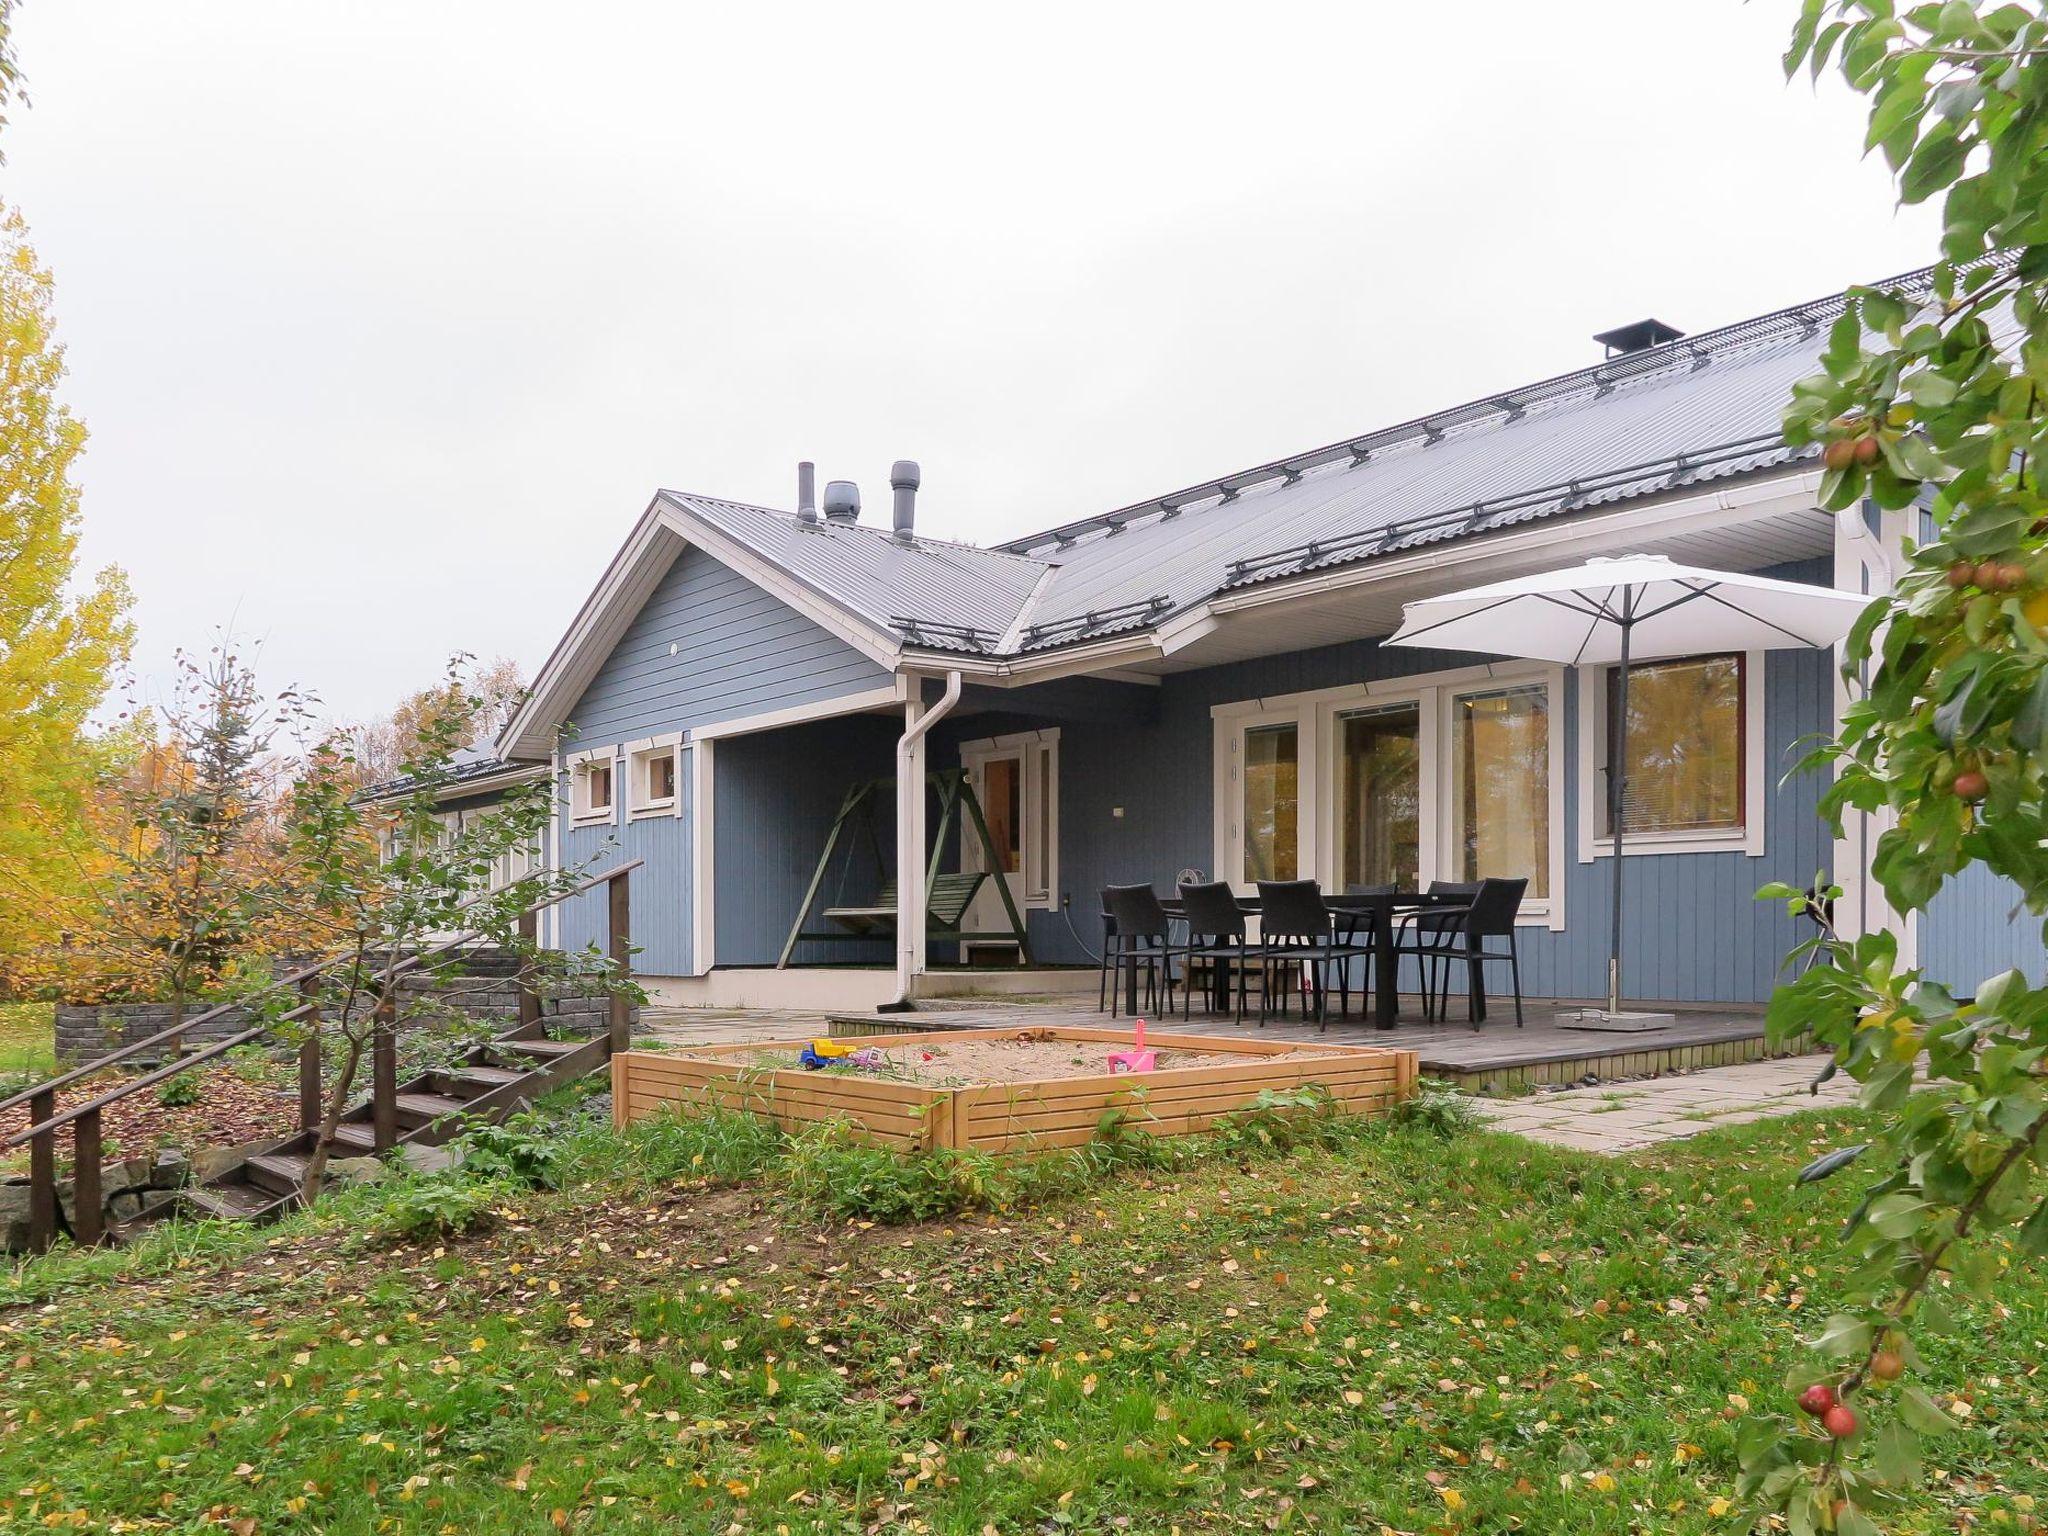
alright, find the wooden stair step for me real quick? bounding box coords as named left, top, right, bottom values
left=435, top=1065, right=526, bottom=1098
left=181, top=1182, right=278, bottom=1222
left=493, top=1037, right=584, bottom=1059
left=244, top=1151, right=311, bottom=1197
left=328, top=1123, right=377, bottom=1155
left=394, top=1092, right=469, bottom=1129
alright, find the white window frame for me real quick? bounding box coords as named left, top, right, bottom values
left=1212, top=660, right=1565, bottom=929
left=958, top=727, right=1060, bottom=910
left=625, top=732, right=684, bottom=820
left=1323, top=694, right=1435, bottom=897
left=1213, top=705, right=1316, bottom=892
left=567, top=745, right=619, bottom=826
left=1575, top=650, right=1766, bottom=862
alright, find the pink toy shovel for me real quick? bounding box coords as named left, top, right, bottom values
left=1108, top=1018, right=1157, bottom=1075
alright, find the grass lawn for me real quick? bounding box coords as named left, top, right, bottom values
left=0, top=1106, right=2042, bottom=1533
left=0, top=1000, right=53, bottom=1077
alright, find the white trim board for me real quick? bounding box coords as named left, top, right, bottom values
left=690, top=681, right=910, bottom=742
left=689, top=739, right=716, bottom=975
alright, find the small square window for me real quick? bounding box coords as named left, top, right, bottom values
left=627, top=736, right=683, bottom=818
left=571, top=752, right=618, bottom=824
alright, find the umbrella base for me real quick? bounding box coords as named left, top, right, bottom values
left=1556, top=1008, right=1676, bottom=1033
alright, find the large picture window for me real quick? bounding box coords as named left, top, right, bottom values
left=1451, top=684, right=1550, bottom=898
left=1211, top=663, right=1565, bottom=925
left=1242, top=721, right=1300, bottom=882
left=1602, top=654, right=1744, bottom=836
left=1338, top=704, right=1420, bottom=890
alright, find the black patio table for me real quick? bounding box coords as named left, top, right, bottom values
left=1151, top=890, right=1472, bottom=1028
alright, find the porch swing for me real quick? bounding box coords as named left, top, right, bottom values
left=775, top=768, right=1033, bottom=969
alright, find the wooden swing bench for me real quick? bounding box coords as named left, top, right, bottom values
left=814, top=873, right=990, bottom=939
left=777, top=769, right=1032, bottom=968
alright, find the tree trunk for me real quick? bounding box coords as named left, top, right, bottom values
left=300, top=1027, right=366, bottom=1204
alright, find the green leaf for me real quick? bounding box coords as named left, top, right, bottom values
left=2015, top=671, right=2048, bottom=753
left=1812, top=1312, right=1873, bottom=1359
left=1902, top=122, right=1970, bottom=204
left=1931, top=669, right=1978, bottom=742
left=1899, top=1384, right=1957, bottom=1433
left=2016, top=1197, right=2048, bottom=1257
left=1837, top=1505, right=1885, bottom=1536
left=1868, top=1192, right=1933, bottom=1239
left=1871, top=1421, right=1922, bottom=1486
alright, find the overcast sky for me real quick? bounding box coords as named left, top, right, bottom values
left=12, top=0, right=1938, bottom=727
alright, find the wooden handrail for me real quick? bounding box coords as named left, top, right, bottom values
left=3, top=1024, right=272, bottom=1149
left=10, top=857, right=640, bottom=1254
left=1, top=859, right=644, bottom=1129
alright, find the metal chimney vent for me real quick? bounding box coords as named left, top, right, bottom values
left=822, top=479, right=861, bottom=523
left=1592, top=318, right=1685, bottom=358
left=796, top=461, right=818, bottom=525
left=890, top=460, right=920, bottom=544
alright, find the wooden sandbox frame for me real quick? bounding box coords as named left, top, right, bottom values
left=610, top=1027, right=1418, bottom=1155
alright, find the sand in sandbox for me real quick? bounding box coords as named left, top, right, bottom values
left=685, top=1032, right=1353, bottom=1088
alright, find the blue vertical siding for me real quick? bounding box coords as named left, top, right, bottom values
left=1922, top=866, right=2048, bottom=993
left=713, top=714, right=902, bottom=968
left=561, top=544, right=891, bottom=746
left=551, top=539, right=896, bottom=976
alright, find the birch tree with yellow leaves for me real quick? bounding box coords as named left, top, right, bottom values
left=0, top=203, right=135, bottom=990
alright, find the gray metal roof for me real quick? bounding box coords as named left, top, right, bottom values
left=356, top=745, right=548, bottom=805
left=673, top=266, right=1938, bottom=659
left=659, top=490, right=1050, bottom=654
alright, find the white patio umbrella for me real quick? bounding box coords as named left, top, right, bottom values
left=1386, top=553, right=1869, bottom=1025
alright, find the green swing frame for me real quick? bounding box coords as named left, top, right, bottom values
left=776, top=768, right=1033, bottom=969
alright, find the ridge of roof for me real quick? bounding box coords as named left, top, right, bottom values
left=658, top=487, right=1054, bottom=570
left=994, top=262, right=1940, bottom=558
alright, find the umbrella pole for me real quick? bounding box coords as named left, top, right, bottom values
left=1607, top=607, right=1632, bottom=1017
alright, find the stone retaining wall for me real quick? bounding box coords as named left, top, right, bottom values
left=0, top=1148, right=191, bottom=1254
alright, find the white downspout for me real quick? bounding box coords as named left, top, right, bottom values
left=1834, top=502, right=1896, bottom=591
left=886, top=670, right=964, bottom=1010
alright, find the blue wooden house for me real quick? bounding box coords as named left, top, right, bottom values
left=447, top=265, right=2014, bottom=1013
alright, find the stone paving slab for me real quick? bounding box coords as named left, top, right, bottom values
left=1476, top=1053, right=1857, bottom=1153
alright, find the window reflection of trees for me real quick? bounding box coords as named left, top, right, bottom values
left=1455, top=688, right=1548, bottom=897
left=1607, top=655, right=1742, bottom=835
left=1243, top=724, right=1298, bottom=882
left=1340, top=707, right=1420, bottom=889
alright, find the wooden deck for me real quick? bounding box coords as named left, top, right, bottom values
left=823, top=999, right=1803, bottom=1093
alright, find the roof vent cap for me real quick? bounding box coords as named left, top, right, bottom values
left=890, top=460, right=920, bottom=544
left=797, top=461, right=818, bottom=525
left=1592, top=318, right=1685, bottom=357
left=822, top=479, right=861, bottom=523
